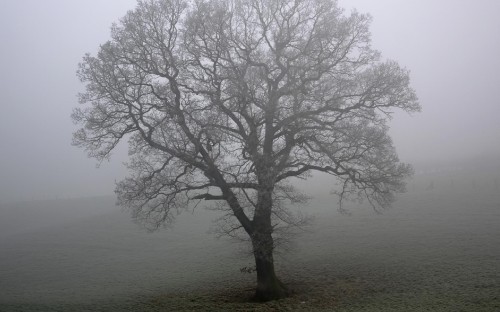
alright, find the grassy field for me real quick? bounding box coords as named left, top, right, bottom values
left=0, top=170, right=499, bottom=311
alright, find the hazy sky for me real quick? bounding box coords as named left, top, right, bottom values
left=1, top=0, right=499, bottom=202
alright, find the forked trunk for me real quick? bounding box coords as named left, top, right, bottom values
left=251, top=232, right=288, bottom=301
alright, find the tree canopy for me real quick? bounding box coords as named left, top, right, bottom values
left=73, top=0, right=419, bottom=300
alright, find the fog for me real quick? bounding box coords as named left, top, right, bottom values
left=0, top=0, right=499, bottom=203
left=340, top=0, right=500, bottom=165
left=1, top=1, right=500, bottom=310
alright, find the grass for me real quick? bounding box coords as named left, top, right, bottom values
left=128, top=188, right=500, bottom=311
left=0, top=173, right=499, bottom=311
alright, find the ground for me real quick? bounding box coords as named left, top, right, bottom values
left=0, top=168, right=499, bottom=311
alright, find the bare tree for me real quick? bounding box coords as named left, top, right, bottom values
left=73, top=0, right=419, bottom=301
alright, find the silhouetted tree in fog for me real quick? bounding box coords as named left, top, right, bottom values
left=73, top=0, right=419, bottom=301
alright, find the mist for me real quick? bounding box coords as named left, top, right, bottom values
left=0, top=0, right=500, bottom=202
left=0, top=0, right=135, bottom=203
left=0, top=0, right=499, bottom=310
left=0, top=0, right=499, bottom=202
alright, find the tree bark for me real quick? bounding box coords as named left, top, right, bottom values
left=251, top=186, right=288, bottom=301
left=252, top=233, right=288, bottom=301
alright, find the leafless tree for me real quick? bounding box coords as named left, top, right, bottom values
left=73, top=0, right=419, bottom=301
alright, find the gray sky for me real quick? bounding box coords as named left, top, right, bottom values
left=340, top=0, right=500, bottom=164
left=1, top=0, right=499, bottom=202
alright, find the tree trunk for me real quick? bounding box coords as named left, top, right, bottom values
left=251, top=231, right=288, bottom=301
left=249, top=183, right=288, bottom=301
